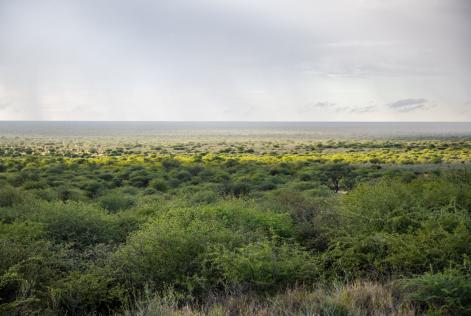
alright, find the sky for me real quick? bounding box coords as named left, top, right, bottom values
left=0, top=0, right=470, bottom=121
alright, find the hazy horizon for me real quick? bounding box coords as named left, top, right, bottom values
left=1, top=120, right=471, bottom=123
left=1, top=121, right=471, bottom=139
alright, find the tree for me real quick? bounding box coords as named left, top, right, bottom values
left=319, top=163, right=353, bottom=193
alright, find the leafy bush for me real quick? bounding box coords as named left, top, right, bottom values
left=0, top=186, right=24, bottom=207
left=0, top=221, right=45, bottom=273
left=113, top=207, right=241, bottom=296
left=149, top=178, right=169, bottom=192
left=403, top=270, right=471, bottom=315
left=49, top=270, right=124, bottom=315
left=99, top=193, right=135, bottom=213
left=113, top=201, right=294, bottom=297
left=189, top=190, right=219, bottom=204
left=31, top=202, right=123, bottom=248
left=210, top=238, right=317, bottom=292
left=56, top=185, right=87, bottom=202
left=321, top=177, right=471, bottom=279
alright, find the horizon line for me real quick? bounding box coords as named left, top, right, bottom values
left=1, top=120, right=471, bottom=123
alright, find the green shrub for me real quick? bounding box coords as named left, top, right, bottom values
left=31, top=202, right=122, bottom=248
left=113, top=201, right=294, bottom=296
left=113, top=207, right=241, bottom=295
left=79, top=180, right=105, bottom=198
left=210, top=238, right=317, bottom=292
left=49, top=270, right=124, bottom=315
left=190, top=190, right=219, bottom=204
left=229, top=181, right=251, bottom=197
left=149, top=178, right=169, bottom=192
left=0, top=243, right=70, bottom=314
left=0, top=221, right=45, bottom=273
left=403, top=270, right=471, bottom=315
left=56, top=185, right=87, bottom=202
left=321, top=176, right=471, bottom=279
left=173, top=170, right=192, bottom=182
left=31, top=188, right=59, bottom=201
left=201, top=201, right=294, bottom=238
left=99, top=193, right=135, bottom=213
left=161, top=158, right=181, bottom=170
left=0, top=186, right=23, bottom=207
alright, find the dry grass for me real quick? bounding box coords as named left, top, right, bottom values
left=118, top=281, right=418, bottom=316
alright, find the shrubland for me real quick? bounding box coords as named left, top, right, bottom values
left=1, top=138, right=471, bottom=315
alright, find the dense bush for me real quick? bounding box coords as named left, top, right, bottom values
left=112, top=201, right=294, bottom=297
left=148, top=178, right=169, bottom=192
left=1, top=141, right=471, bottom=315
left=0, top=185, right=24, bottom=207
left=403, top=269, right=471, bottom=314
left=99, top=193, right=135, bottom=213
left=210, top=238, right=317, bottom=292
left=320, top=177, right=471, bottom=279
left=26, top=201, right=127, bottom=248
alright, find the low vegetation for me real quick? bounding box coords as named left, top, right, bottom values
left=1, top=138, right=471, bottom=315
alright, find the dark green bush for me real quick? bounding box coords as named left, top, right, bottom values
left=56, top=185, right=87, bottom=202
left=113, top=201, right=294, bottom=296
left=49, top=270, right=124, bottom=315
left=31, top=202, right=122, bottom=248
left=321, top=177, right=471, bottom=279
left=0, top=221, right=45, bottom=273
left=0, top=186, right=24, bottom=207
left=149, top=178, right=169, bottom=192
left=210, top=238, right=317, bottom=292
left=403, top=270, right=471, bottom=315
left=113, top=207, right=241, bottom=295
left=99, top=193, right=135, bottom=213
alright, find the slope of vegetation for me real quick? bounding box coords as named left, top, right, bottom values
left=1, top=139, right=471, bottom=315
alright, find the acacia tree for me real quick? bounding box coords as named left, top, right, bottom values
left=319, top=162, right=353, bottom=192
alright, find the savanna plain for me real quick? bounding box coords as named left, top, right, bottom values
left=1, top=123, right=471, bottom=316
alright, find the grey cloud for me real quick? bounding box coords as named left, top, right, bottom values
left=311, top=102, right=336, bottom=108
left=388, top=98, right=427, bottom=108
left=350, top=105, right=378, bottom=113
left=388, top=98, right=428, bottom=112
left=299, top=102, right=336, bottom=113
left=396, top=104, right=426, bottom=113
left=298, top=102, right=378, bottom=115
left=304, top=104, right=377, bottom=114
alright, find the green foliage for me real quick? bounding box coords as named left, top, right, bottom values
left=29, top=201, right=126, bottom=248
left=113, top=206, right=241, bottom=296
left=318, top=162, right=353, bottom=192
left=403, top=269, right=471, bottom=315
left=210, top=238, right=317, bottom=292
left=0, top=221, right=45, bottom=273
left=113, top=201, right=294, bottom=297
left=149, top=178, right=169, bottom=192
left=99, top=193, right=135, bottom=213
left=49, top=270, right=124, bottom=315
left=321, top=176, right=471, bottom=279
left=56, top=185, right=87, bottom=202
left=1, top=139, right=471, bottom=315
left=0, top=185, right=24, bottom=207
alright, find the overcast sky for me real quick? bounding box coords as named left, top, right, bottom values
left=0, top=0, right=470, bottom=121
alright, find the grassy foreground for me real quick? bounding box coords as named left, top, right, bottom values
left=1, top=139, right=471, bottom=315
